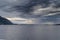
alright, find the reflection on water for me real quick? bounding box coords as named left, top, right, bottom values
left=0, top=25, right=60, bottom=40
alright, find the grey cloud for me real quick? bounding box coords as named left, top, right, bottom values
left=0, top=0, right=60, bottom=24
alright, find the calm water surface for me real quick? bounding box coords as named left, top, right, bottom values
left=0, top=25, right=60, bottom=40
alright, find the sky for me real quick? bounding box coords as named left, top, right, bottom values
left=0, top=0, right=30, bottom=17
left=0, top=0, right=60, bottom=17
left=0, top=0, right=60, bottom=24
left=0, top=0, right=20, bottom=17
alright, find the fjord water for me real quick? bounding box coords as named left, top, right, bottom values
left=0, top=25, right=60, bottom=40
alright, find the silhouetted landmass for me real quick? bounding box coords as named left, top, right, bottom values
left=0, top=16, right=13, bottom=25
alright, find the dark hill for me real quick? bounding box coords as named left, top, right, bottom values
left=0, top=16, right=13, bottom=25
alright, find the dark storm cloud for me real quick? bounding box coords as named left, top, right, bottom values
left=0, top=0, right=30, bottom=17
left=0, top=0, right=60, bottom=17
left=9, top=0, right=60, bottom=18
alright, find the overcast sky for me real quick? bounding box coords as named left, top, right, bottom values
left=0, top=0, right=30, bottom=17
left=0, top=0, right=60, bottom=17
left=0, top=0, right=60, bottom=24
